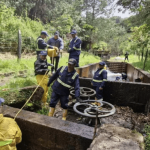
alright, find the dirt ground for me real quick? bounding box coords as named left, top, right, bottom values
left=53, top=102, right=150, bottom=133
left=0, top=52, right=36, bottom=60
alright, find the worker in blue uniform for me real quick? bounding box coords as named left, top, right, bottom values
left=91, top=61, right=107, bottom=102
left=34, top=51, right=54, bottom=106
left=36, top=31, right=57, bottom=59
left=47, top=31, right=64, bottom=72
left=47, top=58, right=80, bottom=120
left=68, top=30, right=82, bottom=67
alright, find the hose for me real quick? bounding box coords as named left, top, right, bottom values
left=14, top=50, right=54, bottom=120
left=14, top=69, right=49, bottom=120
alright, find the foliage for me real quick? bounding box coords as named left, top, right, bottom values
left=36, top=107, right=49, bottom=115
left=92, top=41, right=107, bottom=50
left=144, top=124, right=150, bottom=150
left=127, top=24, right=150, bottom=69
left=0, top=3, right=50, bottom=52
left=0, top=1, right=128, bottom=53
left=51, top=14, right=73, bottom=36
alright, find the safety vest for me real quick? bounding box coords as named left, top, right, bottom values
left=93, top=69, right=107, bottom=82
left=57, top=66, right=78, bottom=88
left=0, top=139, right=13, bottom=147
left=69, top=37, right=81, bottom=51
left=36, top=38, right=49, bottom=51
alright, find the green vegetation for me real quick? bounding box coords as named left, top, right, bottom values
left=144, top=125, right=150, bottom=150
left=0, top=52, right=99, bottom=100
left=1, top=0, right=150, bottom=148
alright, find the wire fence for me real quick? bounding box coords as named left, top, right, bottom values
left=0, top=31, right=18, bottom=53
left=0, top=30, right=37, bottom=61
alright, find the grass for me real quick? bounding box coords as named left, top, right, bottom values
left=109, top=54, right=150, bottom=72
left=0, top=52, right=100, bottom=109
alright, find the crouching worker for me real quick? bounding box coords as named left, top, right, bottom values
left=91, top=62, right=107, bottom=104
left=34, top=51, right=54, bottom=106
left=47, top=58, right=80, bottom=120
left=0, top=98, right=22, bottom=150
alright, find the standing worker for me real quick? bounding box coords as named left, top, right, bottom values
left=36, top=31, right=58, bottom=59
left=47, top=31, right=64, bottom=73
left=47, top=58, right=80, bottom=120
left=68, top=30, right=82, bottom=67
left=91, top=62, right=107, bottom=103
left=124, top=52, right=129, bottom=62
left=0, top=98, right=22, bottom=150
left=34, top=51, right=54, bottom=106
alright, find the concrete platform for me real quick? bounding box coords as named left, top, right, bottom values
left=2, top=105, right=93, bottom=150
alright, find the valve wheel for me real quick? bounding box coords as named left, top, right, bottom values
left=70, top=87, right=96, bottom=97
left=73, top=100, right=116, bottom=118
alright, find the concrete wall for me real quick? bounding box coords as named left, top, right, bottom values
left=127, top=63, right=150, bottom=83
left=2, top=106, right=93, bottom=150
left=77, top=62, right=150, bottom=84
left=79, top=78, right=150, bottom=113
left=77, top=63, right=99, bottom=78
left=106, top=62, right=127, bottom=73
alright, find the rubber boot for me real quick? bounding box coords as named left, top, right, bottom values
left=62, top=109, right=68, bottom=121
left=48, top=107, right=55, bottom=117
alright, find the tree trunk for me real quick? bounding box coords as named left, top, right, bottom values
left=141, top=50, right=144, bottom=62
left=141, top=46, right=144, bottom=62
left=143, top=49, right=148, bottom=70
left=92, top=0, right=95, bottom=21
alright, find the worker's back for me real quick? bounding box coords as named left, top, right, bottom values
left=0, top=114, right=22, bottom=150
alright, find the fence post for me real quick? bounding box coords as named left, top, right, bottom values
left=17, top=30, right=21, bottom=62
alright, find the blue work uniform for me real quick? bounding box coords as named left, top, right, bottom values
left=47, top=37, right=64, bottom=57
left=92, top=68, right=107, bottom=99
left=47, top=66, right=80, bottom=109
left=36, top=36, right=53, bottom=58
left=68, top=36, right=82, bottom=67
left=47, top=37, right=64, bottom=71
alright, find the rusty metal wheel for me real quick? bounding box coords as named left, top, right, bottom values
left=73, top=100, right=116, bottom=118
left=70, top=87, right=96, bottom=98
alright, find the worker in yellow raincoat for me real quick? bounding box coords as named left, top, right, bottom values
left=0, top=98, right=22, bottom=150
left=34, top=51, right=54, bottom=106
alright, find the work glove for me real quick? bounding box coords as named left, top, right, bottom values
left=48, top=63, right=54, bottom=67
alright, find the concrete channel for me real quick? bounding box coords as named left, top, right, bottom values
left=77, top=62, right=150, bottom=113
left=3, top=61, right=150, bottom=150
